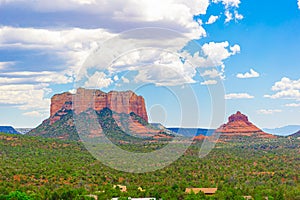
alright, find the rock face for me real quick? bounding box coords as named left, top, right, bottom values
left=215, top=111, right=276, bottom=138
left=50, top=88, right=148, bottom=125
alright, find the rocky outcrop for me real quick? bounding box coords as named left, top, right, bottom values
left=29, top=88, right=174, bottom=141
left=216, top=111, right=276, bottom=138
left=50, top=88, right=148, bottom=125
left=193, top=135, right=208, bottom=141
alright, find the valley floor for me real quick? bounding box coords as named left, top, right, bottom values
left=0, top=133, right=299, bottom=199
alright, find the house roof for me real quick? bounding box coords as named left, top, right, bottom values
left=185, top=188, right=218, bottom=194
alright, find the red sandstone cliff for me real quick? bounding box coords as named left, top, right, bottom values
left=216, top=111, right=276, bottom=138
left=50, top=88, right=148, bottom=124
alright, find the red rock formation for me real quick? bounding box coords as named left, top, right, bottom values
left=193, top=135, right=208, bottom=141
left=50, top=88, right=148, bottom=124
left=216, top=111, right=276, bottom=138
left=50, top=92, right=73, bottom=116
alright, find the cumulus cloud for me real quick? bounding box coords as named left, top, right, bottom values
left=257, top=109, right=282, bottom=115
left=264, top=77, right=300, bottom=100
left=0, top=0, right=210, bottom=40
left=212, top=0, right=242, bottom=23
left=212, top=0, right=241, bottom=8
left=234, top=10, right=244, bottom=20
left=0, top=84, right=50, bottom=113
left=206, top=15, right=219, bottom=24
left=225, top=10, right=233, bottom=23
left=185, top=41, right=240, bottom=68
left=200, top=80, right=217, bottom=85
left=236, top=69, right=260, bottom=79
left=84, top=72, right=113, bottom=89
left=225, top=93, right=254, bottom=99
left=201, top=69, right=220, bottom=78
left=0, top=26, right=115, bottom=71
left=0, top=0, right=244, bottom=121
left=298, top=0, right=300, bottom=9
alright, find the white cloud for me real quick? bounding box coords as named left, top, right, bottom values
left=271, top=77, right=300, bottom=91
left=201, top=69, right=222, bottom=79
left=22, top=111, right=46, bottom=117
left=84, top=72, right=113, bottom=89
left=121, top=77, right=130, bottom=83
left=236, top=69, right=260, bottom=79
left=113, top=75, right=119, bottom=81
left=110, top=50, right=197, bottom=86
left=257, top=109, right=282, bottom=115
left=234, top=10, right=244, bottom=20
left=0, top=1, right=245, bottom=119
left=200, top=80, right=217, bottom=85
left=285, top=103, right=300, bottom=107
left=0, top=26, right=116, bottom=72
left=298, top=0, right=300, bottom=9
left=201, top=69, right=219, bottom=78
left=0, top=84, right=50, bottom=112
left=265, top=77, right=300, bottom=100
left=206, top=15, right=219, bottom=24
left=230, top=44, right=241, bottom=54
left=68, top=89, right=77, bottom=94
left=225, top=10, right=233, bottom=23
left=211, top=0, right=242, bottom=23
left=225, top=93, right=254, bottom=99
left=186, top=41, right=240, bottom=68
left=88, top=40, right=239, bottom=86
left=1, top=0, right=210, bottom=40
left=0, top=71, right=73, bottom=85
left=0, top=61, right=15, bottom=70
left=212, top=0, right=241, bottom=8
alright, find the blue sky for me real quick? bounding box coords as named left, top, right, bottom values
left=0, top=0, right=300, bottom=129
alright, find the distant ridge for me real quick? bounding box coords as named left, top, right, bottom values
left=263, top=125, right=300, bottom=136
left=0, top=126, right=20, bottom=134
left=291, top=130, right=300, bottom=138
left=167, top=128, right=215, bottom=137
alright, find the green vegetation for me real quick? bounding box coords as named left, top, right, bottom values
left=28, top=110, right=80, bottom=141
left=0, top=133, right=299, bottom=199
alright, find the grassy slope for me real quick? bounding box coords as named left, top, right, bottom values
left=0, top=133, right=299, bottom=199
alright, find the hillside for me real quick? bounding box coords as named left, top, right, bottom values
left=291, top=130, right=300, bottom=138
left=0, top=126, right=19, bottom=134
left=0, top=133, right=299, bottom=199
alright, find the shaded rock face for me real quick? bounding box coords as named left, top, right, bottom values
left=291, top=130, right=300, bottom=138
left=216, top=111, right=276, bottom=138
left=50, top=88, right=148, bottom=125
